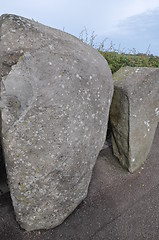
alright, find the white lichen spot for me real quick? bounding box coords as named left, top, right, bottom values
left=10, top=29, right=16, bottom=33
left=76, top=74, right=81, bottom=80
left=144, top=120, right=150, bottom=127
left=155, top=108, right=159, bottom=116
left=90, top=76, right=92, bottom=80
left=132, top=158, right=135, bottom=162
left=49, top=45, right=54, bottom=50
left=49, top=62, right=52, bottom=66
left=140, top=98, right=143, bottom=101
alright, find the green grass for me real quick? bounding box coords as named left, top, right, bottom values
left=100, top=51, right=159, bottom=74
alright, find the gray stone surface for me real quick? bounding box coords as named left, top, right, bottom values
left=0, top=14, right=113, bottom=231
left=110, top=66, right=159, bottom=173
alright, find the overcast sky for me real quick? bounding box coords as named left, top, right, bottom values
left=1, top=0, right=159, bottom=56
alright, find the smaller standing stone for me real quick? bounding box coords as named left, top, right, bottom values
left=110, top=67, right=159, bottom=173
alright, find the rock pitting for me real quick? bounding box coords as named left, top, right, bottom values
left=110, top=66, right=159, bottom=173
left=0, top=14, right=113, bottom=230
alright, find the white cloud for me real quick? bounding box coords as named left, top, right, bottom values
left=107, top=8, right=159, bottom=55
left=0, top=0, right=159, bottom=55
left=1, top=0, right=159, bottom=35
left=95, top=0, right=159, bottom=35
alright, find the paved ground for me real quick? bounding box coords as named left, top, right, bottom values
left=0, top=125, right=159, bottom=240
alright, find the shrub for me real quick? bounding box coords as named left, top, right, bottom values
left=100, top=51, right=159, bottom=74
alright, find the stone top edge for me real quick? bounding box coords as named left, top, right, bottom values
left=113, top=66, right=159, bottom=79
left=0, top=13, right=71, bottom=36
left=112, top=66, right=159, bottom=93
left=0, top=13, right=109, bottom=65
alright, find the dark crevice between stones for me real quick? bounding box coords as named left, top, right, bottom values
left=102, top=118, right=112, bottom=151
left=0, top=111, right=9, bottom=196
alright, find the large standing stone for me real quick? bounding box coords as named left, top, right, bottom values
left=0, top=14, right=113, bottom=230
left=110, top=66, right=159, bottom=173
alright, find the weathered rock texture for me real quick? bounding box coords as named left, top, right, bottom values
left=110, top=66, right=159, bottom=173
left=0, top=14, right=113, bottom=231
